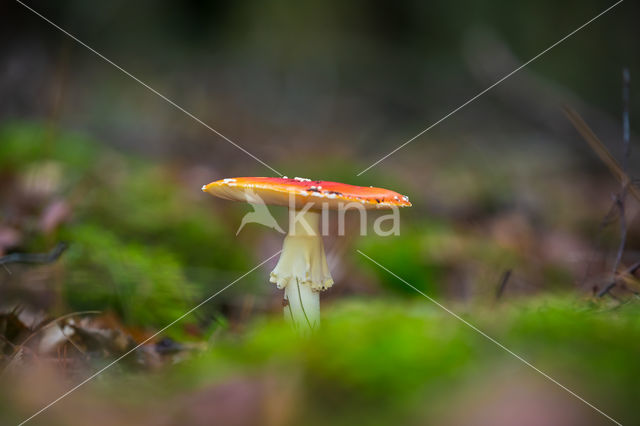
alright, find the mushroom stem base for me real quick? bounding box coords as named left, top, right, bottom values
left=284, top=279, right=320, bottom=331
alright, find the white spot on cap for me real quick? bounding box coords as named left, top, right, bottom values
left=201, top=185, right=207, bottom=191
left=223, top=178, right=237, bottom=183
left=294, top=177, right=311, bottom=182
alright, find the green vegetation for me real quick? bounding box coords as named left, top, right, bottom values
left=0, top=121, right=251, bottom=329
left=1, top=121, right=637, bottom=425
left=85, top=297, right=639, bottom=425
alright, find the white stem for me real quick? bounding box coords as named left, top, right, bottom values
left=270, top=210, right=333, bottom=333
left=284, top=278, right=320, bottom=331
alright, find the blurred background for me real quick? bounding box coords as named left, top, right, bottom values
left=1, top=0, right=639, bottom=425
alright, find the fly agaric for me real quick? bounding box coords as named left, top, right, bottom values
left=202, top=177, right=411, bottom=331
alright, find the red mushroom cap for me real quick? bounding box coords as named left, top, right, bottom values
left=202, top=177, right=411, bottom=210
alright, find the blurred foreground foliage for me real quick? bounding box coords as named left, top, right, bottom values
left=67, top=297, right=639, bottom=426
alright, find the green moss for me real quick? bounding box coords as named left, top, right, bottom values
left=0, top=121, right=98, bottom=175
left=62, top=224, right=197, bottom=328
left=118, top=297, right=640, bottom=425
left=356, top=221, right=520, bottom=296
left=81, top=164, right=248, bottom=272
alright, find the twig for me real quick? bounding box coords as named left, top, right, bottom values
left=622, top=68, right=631, bottom=170
left=598, top=260, right=640, bottom=297
left=0, top=334, right=17, bottom=349
left=598, top=280, right=618, bottom=298
left=563, top=106, right=640, bottom=201
left=495, top=269, right=513, bottom=300
left=579, top=202, right=620, bottom=289
left=0, top=242, right=68, bottom=265
left=1, top=263, right=12, bottom=275
left=611, top=194, right=627, bottom=276
left=613, top=69, right=631, bottom=271
left=600, top=69, right=631, bottom=297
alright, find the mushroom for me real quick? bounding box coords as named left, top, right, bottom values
left=202, top=177, right=411, bottom=332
